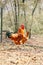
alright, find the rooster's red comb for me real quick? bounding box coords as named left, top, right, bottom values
left=21, top=24, right=24, bottom=29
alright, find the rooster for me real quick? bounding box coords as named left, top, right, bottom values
left=6, top=24, right=29, bottom=45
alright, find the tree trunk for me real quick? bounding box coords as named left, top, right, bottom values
left=17, top=0, right=19, bottom=27
left=1, top=8, right=3, bottom=42
left=29, top=0, right=38, bottom=38
left=14, top=0, right=18, bottom=33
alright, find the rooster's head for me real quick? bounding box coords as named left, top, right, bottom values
left=21, top=24, right=24, bottom=29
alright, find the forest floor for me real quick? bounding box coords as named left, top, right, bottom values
left=0, top=35, right=43, bottom=65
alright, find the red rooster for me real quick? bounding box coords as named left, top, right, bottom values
left=6, top=24, right=29, bottom=45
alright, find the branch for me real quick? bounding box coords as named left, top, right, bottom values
left=32, top=0, right=38, bottom=16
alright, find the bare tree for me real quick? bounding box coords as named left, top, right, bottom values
left=14, top=0, right=18, bottom=33
left=0, top=2, right=3, bottom=42
left=17, top=0, right=19, bottom=20
left=17, top=0, right=20, bottom=29
left=29, top=0, right=39, bottom=38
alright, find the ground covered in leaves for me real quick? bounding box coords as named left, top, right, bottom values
left=0, top=35, right=43, bottom=65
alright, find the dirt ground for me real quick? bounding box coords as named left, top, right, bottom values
left=0, top=35, right=43, bottom=65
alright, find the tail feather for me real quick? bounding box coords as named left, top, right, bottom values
left=6, top=31, right=12, bottom=38
left=26, top=32, right=29, bottom=38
